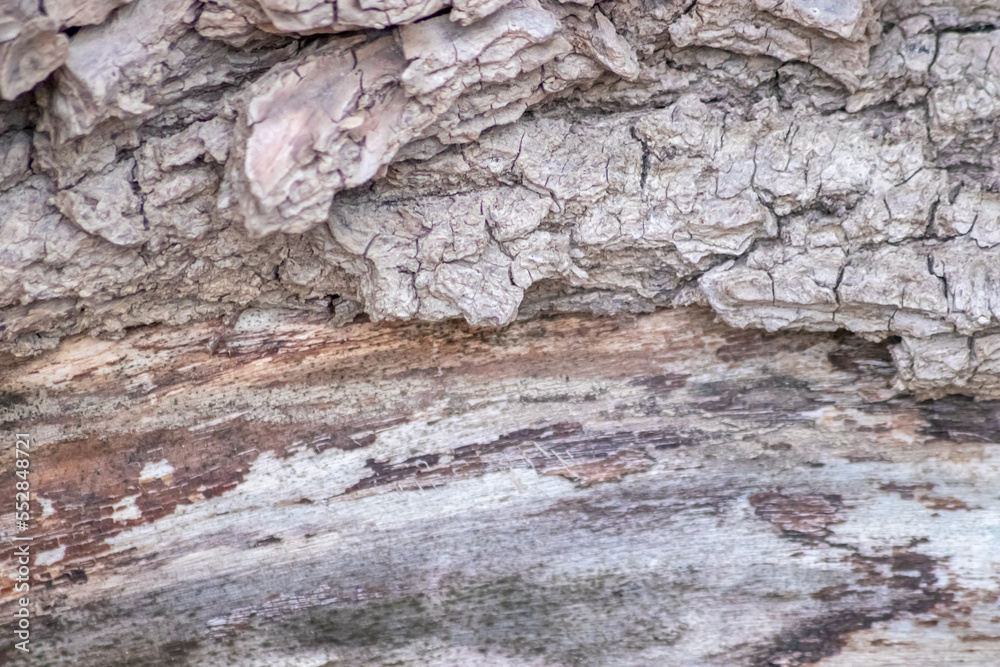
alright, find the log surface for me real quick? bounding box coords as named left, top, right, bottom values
left=2, top=307, right=999, bottom=666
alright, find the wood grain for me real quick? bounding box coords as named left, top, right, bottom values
left=1, top=307, right=999, bottom=666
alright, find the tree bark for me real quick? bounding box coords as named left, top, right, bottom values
left=2, top=0, right=1000, bottom=397
left=3, top=0, right=1000, bottom=664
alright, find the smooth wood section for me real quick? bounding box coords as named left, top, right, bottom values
left=2, top=307, right=999, bottom=666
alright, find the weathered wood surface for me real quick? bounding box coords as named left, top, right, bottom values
left=1, top=306, right=999, bottom=665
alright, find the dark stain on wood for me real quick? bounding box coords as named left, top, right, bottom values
left=631, top=373, right=689, bottom=393
left=920, top=395, right=1000, bottom=443
left=881, top=482, right=972, bottom=511
left=344, top=422, right=689, bottom=493
left=880, top=481, right=936, bottom=500
left=759, top=608, right=891, bottom=666
left=750, top=491, right=844, bottom=537
left=714, top=329, right=825, bottom=364
left=250, top=536, right=283, bottom=548
left=759, top=545, right=949, bottom=665
left=695, top=376, right=828, bottom=417
left=826, top=332, right=897, bottom=379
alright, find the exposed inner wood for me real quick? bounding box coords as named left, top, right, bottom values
left=2, top=307, right=999, bottom=665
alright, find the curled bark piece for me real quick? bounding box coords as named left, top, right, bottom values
left=0, top=10, right=68, bottom=100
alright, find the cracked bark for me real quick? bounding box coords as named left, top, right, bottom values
left=3, top=0, right=1000, bottom=665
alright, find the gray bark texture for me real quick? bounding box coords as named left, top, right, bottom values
left=3, top=0, right=1000, bottom=665
left=2, top=0, right=1000, bottom=398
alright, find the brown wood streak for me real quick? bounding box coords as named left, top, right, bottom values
left=0, top=306, right=999, bottom=666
